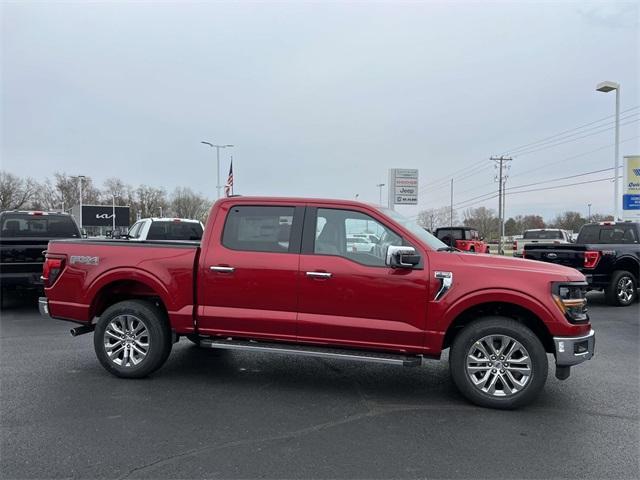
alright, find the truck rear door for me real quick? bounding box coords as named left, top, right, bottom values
left=196, top=203, right=304, bottom=341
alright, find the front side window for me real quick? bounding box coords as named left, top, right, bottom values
left=128, top=222, right=143, bottom=239
left=314, top=208, right=401, bottom=266
left=223, top=206, right=295, bottom=253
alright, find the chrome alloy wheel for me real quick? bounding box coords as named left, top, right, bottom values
left=104, top=315, right=149, bottom=367
left=466, top=335, right=532, bottom=397
left=617, top=276, right=635, bottom=304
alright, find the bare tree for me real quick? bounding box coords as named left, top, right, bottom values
left=135, top=185, right=168, bottom=219
left=417, top=206, right=458, bottom=231
left=0, top=171, right=38, bottom=210
left=463, top=206, right=499, bottom=240
left=170, top=187, right=209, bottom=220
left=550, top=211, right=586, bottom=233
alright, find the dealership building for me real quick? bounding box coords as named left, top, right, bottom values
left=70, top=204, right=130, bottom=237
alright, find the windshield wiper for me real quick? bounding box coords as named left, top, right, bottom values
left=437, top=246, right=457, bottom=252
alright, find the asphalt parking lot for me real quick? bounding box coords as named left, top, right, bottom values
left=1, top=292, right=638, bottom=480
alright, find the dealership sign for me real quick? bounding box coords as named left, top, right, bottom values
left=81, top=205, right=130, bottom=227
left=622, top=155, right=640, bottom=220
left=388, top=168, right=418, bottom=205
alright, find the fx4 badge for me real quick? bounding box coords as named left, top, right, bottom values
left=70, top=255, right=99, bottom=265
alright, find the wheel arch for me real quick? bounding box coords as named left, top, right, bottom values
left=88, top=270, right=172, bottom=320
left=441, top=300, right=555, bottom=354
left=613, top=256, right=639, bottom=280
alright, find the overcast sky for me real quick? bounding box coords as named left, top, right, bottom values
left=1, top=1, right=638, bottom=220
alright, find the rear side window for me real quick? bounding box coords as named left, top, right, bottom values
left=524, top=230, right=563, bottom=240
left=222, top=206, right=296, bottom=253
left=147, top=221, right=203, bottom=241
left=577, top=225, right=638, bottom=244
left=0, top=213, right=79, bottom=238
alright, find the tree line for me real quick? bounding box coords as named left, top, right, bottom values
left=417, top=205, right=613, bottom=240
left=0, top=170, right=212, bottom=224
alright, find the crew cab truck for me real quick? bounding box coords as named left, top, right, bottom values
left=40, top=197, right=595, bottom=409
left=525, top=222, right=639, bottom=307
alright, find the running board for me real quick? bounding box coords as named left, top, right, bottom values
left=199, top=338, right=422, bottom=367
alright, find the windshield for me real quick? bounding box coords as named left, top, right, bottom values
left=377, top=208, right=448, bottom=250
left=0, top=213, right=80, bottom=238
left=524, top=230, right=563, bottom=240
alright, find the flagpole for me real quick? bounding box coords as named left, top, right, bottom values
left=231, top=155, right=234, bottom=196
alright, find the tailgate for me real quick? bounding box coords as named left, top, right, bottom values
left=523, top=244, right=586, bottom=268
left=0, top=238, right=48, bottom=274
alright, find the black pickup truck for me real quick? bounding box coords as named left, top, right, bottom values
left=0, top=210, right=81, bottom=295
left=524, top=222, right=639, bottom=306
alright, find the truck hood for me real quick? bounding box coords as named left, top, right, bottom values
left=455, top=252, right=584, bottom=281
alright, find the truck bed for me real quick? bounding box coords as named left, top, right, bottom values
left=44, top=238, right=200, bottom=332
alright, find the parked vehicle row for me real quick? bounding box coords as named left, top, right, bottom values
left=525, top=221, right=639, bottom=306
left=39, top=197, right=595, bottom=409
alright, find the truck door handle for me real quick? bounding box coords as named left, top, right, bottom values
left=210, top=266, right=235, bottom=273
left=306, top=271, right=332, bottom=279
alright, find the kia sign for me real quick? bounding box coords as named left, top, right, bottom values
left=72, top=205, right=130, bottom=227
left=622, top=155, right=640, bottom=220
left=388, top=168, right=418, bottom=205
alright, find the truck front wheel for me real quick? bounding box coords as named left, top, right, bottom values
left=94, top=299, right=172, bottom=378
left=449, top=317, right=548, bottom=409
left=605, top=270, right=637, bottom=306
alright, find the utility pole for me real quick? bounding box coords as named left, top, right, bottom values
left=490, top=156, right=512, bottom=255
left=588, top=203, right=592, bottom=222
left=450, top=178, right=454, bottom=227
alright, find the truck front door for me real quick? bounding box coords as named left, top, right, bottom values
left=297, top=206, right=429, bottom=352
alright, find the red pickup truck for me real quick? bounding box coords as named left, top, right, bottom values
left=40, top=197, right=595, bottom=409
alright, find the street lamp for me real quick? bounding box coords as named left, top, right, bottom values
left=201, top=142, right=234, bottom=199
left=588, top=203, right=592, bottom=222
left=72, top=175, right=86, bottom=229
left=376, top=183, right=385, bottom=205
left=112, top=191, right=121, bottom=234
left=596, top=81, right=620, bottom=220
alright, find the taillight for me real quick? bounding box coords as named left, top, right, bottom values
left=583, top=251, right=601, bottom=269
left=513, top=241, right=517, bottom=250
left=42, top=257, right=65, bottom=287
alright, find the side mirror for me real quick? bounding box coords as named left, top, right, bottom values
left=386, top=245, right=420, bottom=268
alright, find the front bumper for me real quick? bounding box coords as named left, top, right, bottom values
left=38, top=296, right=51, bottom=319
left=554, top=329, right=595, bottom=366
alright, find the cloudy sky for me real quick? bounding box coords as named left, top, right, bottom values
left=1, top=1, right=638, bottom=221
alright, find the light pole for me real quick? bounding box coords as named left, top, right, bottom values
left=201, top=142, right=234, bottom=198
left=596, top=81, right=620, bottom=220
left=376, top=183, right=385, bottom=205
left=588, top=203, right=592, bottom=222
left=112, top=191, right=121, bottom=234
left=72, top=175, right=86, bottom=229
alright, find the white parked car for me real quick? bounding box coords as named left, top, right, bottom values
left=126, top=218, right=204, bottom=241
left=513, top=228, right=573, bottom=257
left=346, top=235, right=376, bottom=253
left=351, top=233, right=380, bottom=244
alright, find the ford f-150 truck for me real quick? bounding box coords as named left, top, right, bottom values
left=524, top=222, right=639, bottom=307
left=39, top=197, right=595, bottom=409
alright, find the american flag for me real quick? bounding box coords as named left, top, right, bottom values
left=224, top=158, right=234, bottom=197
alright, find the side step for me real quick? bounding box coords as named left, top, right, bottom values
left=199, top=338, right=422, bottom=367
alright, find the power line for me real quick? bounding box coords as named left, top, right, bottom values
left=509, top=135, right=640, bottom=179
left=506, top=167, right=613, bottom=191
left=509, top=118, right=640, bottom=157
left=500, top=106, right=639, bottom=155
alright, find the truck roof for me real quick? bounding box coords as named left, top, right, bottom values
left=214, top=196, right=380, bottom=208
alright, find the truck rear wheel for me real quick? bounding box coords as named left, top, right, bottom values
left=449, top=317, right=548, bottom=409
left=94, top=299, right=172, bottom=378
left=605, top=270, right=637, bottom=306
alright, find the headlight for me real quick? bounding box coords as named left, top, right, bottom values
left=552, top=282, right=589, bottom=323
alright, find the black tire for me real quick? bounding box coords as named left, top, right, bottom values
left=449, top=317, right=548, bottom=409
left=605, top=270, right=638, bottom=306
left=94, top=299, right=172, bottom=378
